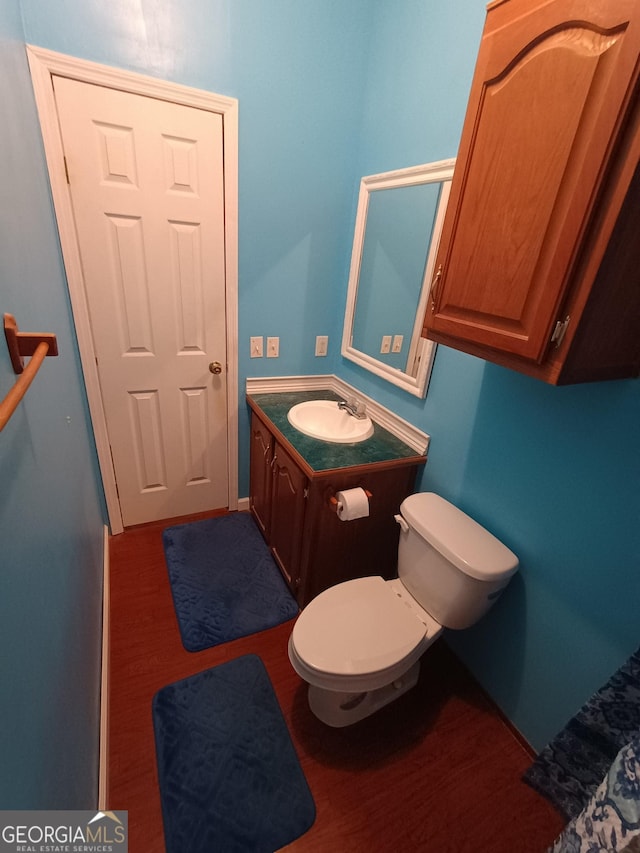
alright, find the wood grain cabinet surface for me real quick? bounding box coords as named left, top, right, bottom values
left=269, top=439, right=307, bottom=594
left=248, top=412, right=273, bottom=538
left=248, top=409, right=424, bottom=607
left=423, top=0, right=640, bottom=384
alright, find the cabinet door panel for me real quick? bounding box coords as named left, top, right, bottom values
left=249, top=413, right=272, bottom=537
left=270, top=441, right=306, bottom=591
left=426, top=0, right=640, bottom=362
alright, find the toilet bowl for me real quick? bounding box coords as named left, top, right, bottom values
left=288, top=575, right=443, bottom=726
left=288, top=492, right=518, bottom=727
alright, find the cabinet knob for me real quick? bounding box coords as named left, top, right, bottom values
left=209, top=361, right=223, bottom=374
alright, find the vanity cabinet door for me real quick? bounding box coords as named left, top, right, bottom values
left=423, top=0, right=640, bottom=384
left=270, top=440, right=307, bottom=595
left=249, top=412, right=274, bottom=538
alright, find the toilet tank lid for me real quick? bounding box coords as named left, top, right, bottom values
left=400, top=493, right=519, bottom=581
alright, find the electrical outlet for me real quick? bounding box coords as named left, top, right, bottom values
left=380, top=335, right=392, bottom=354
left=250, top=336, right=263, bottom=358
left=315, top=335, right=328, bottom=356
left=392, top=334, right=404, bottom=353
left=267, top=336, right=279, bottom=357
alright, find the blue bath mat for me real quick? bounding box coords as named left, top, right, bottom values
left=153, top=655, right=316, bottom=852
left=162, top=513, right=299, bottom=652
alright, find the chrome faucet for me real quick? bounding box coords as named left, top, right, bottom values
left=338, top=397, right=367, bottom=419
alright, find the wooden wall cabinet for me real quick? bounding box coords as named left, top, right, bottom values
left=423, top=0, right=640, bottom=385
left=248, top=410, right=424, bottom=607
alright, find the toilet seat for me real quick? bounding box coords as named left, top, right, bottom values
left=289, top=576, right=443, bottom=692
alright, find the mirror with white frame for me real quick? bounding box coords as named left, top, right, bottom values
left=341, top=159, right=455, bottom=397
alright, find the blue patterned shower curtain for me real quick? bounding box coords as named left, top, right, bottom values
left=523, top=647, right=640, bottom=852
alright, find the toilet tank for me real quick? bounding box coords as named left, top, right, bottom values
left=397, top=493, right=518, bottom=630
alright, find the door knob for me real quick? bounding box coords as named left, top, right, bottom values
left=209, top=361, right=223, bottom=374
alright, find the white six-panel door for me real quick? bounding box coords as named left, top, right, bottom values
left=53, top=75, right=229, bottom=526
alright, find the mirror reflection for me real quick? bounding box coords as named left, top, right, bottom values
left=342, top=159, right=455, bottom=398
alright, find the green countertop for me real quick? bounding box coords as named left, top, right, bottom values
left=247, top=390, right=425, bottom=473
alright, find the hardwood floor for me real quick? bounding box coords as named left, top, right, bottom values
left=108, top=512, right=565, bottom=852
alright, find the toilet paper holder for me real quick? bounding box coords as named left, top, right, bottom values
left=329, top=489, right=372, bottom=513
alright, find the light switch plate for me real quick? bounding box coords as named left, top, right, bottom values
left=315, top=335, right=328, bottom=356
left=267, top=336, right=279, bottom=357
left=250, top=336, right=263, bottom=358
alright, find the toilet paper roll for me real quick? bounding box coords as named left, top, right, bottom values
left=335, top=487, right=370, bottom=521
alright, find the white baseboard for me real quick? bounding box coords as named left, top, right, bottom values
left=237, top=496, right=250, bottom=512
left=98, top=525, right=110, bottom=809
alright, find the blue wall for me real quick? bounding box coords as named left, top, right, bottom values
left=8, top=0, right=640, bottom=766
left=446, top=367, right=640, bottom=749
left=20, top=0, right=374, bottom=495
left=338, top=0, right=640, bottom=752
left=0, top=0, right=105, bottom=807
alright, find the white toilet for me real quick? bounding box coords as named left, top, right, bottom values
left=288, top=492, right=519, bottom=726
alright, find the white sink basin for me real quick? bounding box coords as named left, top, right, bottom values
left=287, top=400, right=374, bottom=443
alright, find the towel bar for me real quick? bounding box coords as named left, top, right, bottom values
left=1, top=313, right=59, bottom=431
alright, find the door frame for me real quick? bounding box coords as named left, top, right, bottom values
left=27, top=45, right=239, bottom=534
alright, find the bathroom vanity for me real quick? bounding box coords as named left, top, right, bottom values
left=247, top=390, right=427, bottom=607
